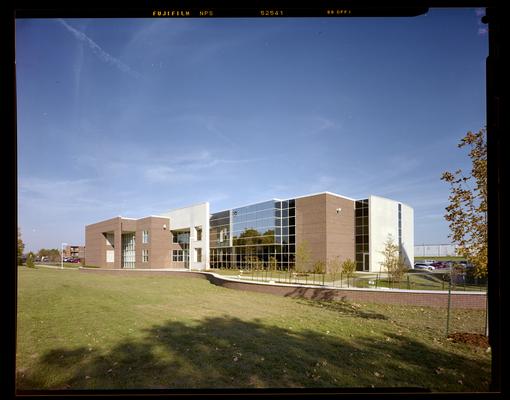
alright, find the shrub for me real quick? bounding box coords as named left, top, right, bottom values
left=26, top=253, right=35, bottom=268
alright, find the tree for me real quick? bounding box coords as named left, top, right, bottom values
left=38, top=248, right=61, bottom=262
left=295, top=241, right=311, bottom=272
left=379, top=234, right=408, bottom=287
left=441, top=129, right=487, bottom=278
left=18, top=228, right=25, bottom=265
left=313, top=260, right=326, bottom=274
left=328, top=256, right=342, bottom=284
left=26, top=252, right=35, bottom=268
left=268, top=256, right=278, bottom=271
left=341, top=258, right=356, bottom=287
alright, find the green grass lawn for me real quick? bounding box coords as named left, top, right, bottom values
left=16, top=267, right=490, bottom=391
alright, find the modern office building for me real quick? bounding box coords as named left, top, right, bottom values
left=85, top=192, right=413, bottom=273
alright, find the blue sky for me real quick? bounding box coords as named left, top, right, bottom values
left=16, top=9, right=488, bottom=252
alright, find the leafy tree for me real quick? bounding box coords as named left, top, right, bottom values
left=313, top=260, right=326, bottom=274
left=379, top=234, right=408, bottom=287
left=441, top=129, right=487, bottom=278
left=261, top=229, right=275, bottom=244
left=341, top=258, right=356, bottom=287
left=328, top=256, right=342, bottom=283
left=26, top=252, right=35, bottom=268
left=295, top=241, right=311, bottom=272
left=18, top=228, right=25, bottom=265
left=268, top=256, right=278, bottom=271
left=38, top=248, right=61, bottom=262
left=244, top=255, right=261, bottom=270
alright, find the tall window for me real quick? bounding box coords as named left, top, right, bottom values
left=355, top=199, right=370, bottom=271
left=142, top=249, right=149, bottom=263
left=196, top=248, right=202, bottom=262
left=142, top=230, right=149, bottom=244
left=196, top=227, right=202, bottom=241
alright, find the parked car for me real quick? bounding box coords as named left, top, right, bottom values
left=414, top=263, right=435, bottom=271
left=68, top=258, right=81, bottom=263
left=432, top=261, right=447, bottom=269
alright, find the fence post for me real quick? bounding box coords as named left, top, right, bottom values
left=407, top=275, right=410, bottom=290
left=446, top=274, right=452, bottom=337
left=485, top=286, right=489, bottom=337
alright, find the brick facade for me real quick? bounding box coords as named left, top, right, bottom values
left=296, top=193, right=356, bottom=272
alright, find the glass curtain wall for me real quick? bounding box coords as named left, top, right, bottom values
left=210, top=199, right=296, bottom=270
left=172, top=231, right=190, bottom=268
left=122, top=233, right=136, bottom=269
left=355, top=199, right=369, bottom=271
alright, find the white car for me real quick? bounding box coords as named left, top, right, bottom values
left=414, top=263, right=435, bottom=271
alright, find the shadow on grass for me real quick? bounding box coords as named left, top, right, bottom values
left=294, top=298, right=388, bottom=320
left=17, top=316, right=490, bottom=392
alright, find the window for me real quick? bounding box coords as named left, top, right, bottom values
left=142, top=230, right=149, bottom=244
left=105, top=233, right=114, bottom=246
left=172, top=250, right=184, bottom=262
left=196, top=227, right=202, bottom=241
left=106, top=250, right=114, bottom=263
left=142, top=249, right=149, bottom=263
left=196, top=248, right=202, bottom=262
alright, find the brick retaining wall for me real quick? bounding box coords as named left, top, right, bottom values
left=79, top=268, right=486, bottom=309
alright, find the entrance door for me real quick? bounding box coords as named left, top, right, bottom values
left=363, top=253, right=369, bottom=272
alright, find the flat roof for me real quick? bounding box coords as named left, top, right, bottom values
left=369, top=194, right=413, bottom=209
left=211, top=191, right=357, bottom=214
left=161, top=201, right=209, bottom=214
left=288, top=191, right=357, bottom=202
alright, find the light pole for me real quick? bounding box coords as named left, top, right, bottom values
left=61, top=242, right=68, bottom=269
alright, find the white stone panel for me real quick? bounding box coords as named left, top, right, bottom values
left=160, top=202, right=210, bottom=270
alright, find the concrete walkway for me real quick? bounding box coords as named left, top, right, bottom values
left=34, top=264, right=79, bottom=270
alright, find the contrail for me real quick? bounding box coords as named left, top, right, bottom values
left=58, top=19, right=141, bottom=78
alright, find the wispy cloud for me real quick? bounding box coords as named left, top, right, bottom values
left=299, top=115, right=341, bottom=137
left=58, top=19, right=141, bottom=78
left=143, top=150, right=262, bottom=183
left=143, top=166, right=200, bottom=184
left=18, top=177, right=124, bottom=215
